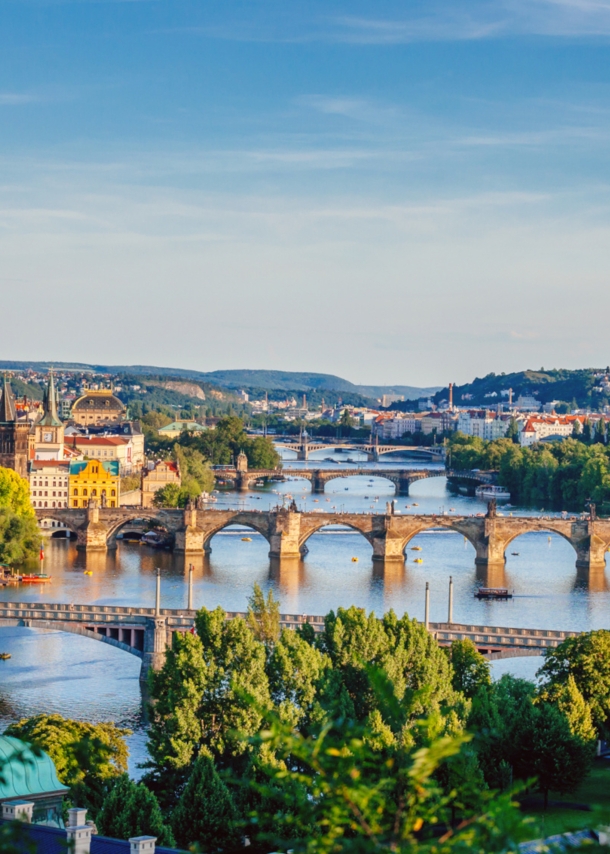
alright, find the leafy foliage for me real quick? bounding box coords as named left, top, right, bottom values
left=97, top=775, right=174, bottom=846
left=171, top=753, right=240, bottom=850
left=0, top=467, right=39, bottom=565
left=5, top=714, right=130, bottom=815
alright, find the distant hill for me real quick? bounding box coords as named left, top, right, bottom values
left=430, top=369, right=609, bottom=411
left=0, top=362, right=438, bottom=401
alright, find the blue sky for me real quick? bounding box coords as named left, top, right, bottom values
left=2, top=0, right=610, bottom=386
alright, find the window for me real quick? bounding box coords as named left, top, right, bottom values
left=73, top=488, right=78, bottom=496
left=91, top=489, right=97, bottom=496
left=73, top=500, right=78, bottom=507
left=83, top=488, right=88, bottom=496
left=110, top=501, right=115, bottom=508
left=111, top=489, right=116, bottom=497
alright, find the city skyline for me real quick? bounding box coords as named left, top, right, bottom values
left=2, top=0, right=610, bottom=384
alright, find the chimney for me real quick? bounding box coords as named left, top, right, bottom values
left=448, top=383, right=454, bottom=411
left=2, top=800, right=34, bottom=822
left=130, top=836, right=157, bottom=854
left=66, top=810, right=92, bottom=854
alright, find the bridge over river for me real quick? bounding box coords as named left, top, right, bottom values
left=35, top=503, right=610, bottom=575
left=0, top=599, right=581, bottom=680
left=274, top=440, right=446, bottom=462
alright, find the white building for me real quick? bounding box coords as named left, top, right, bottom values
left=377, top=415, right=420, bottom=439
left=29, top=460, right=70, bottom=509
left=457, top=410, right=513, bottom=440
left=516, top=394, right=542, bottom=412
left=519, top=416, right=575, bottom=447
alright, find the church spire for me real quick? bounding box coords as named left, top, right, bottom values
left=40, top=368, right=62, bottom=427
left=0, top=374, right=17, bottom=423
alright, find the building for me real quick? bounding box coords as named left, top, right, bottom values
left=420, top=412, right=444, bottom=435
left=381, top=393, right=404, bottom=408
left=32, top=371, right=65, bottom=461
left=158, top=420, right=207, bottom=440
left=69, top=459, right=120, bottom=508
left=29, top=460, right=70, bottom=509
left=519, top=415, right=577, bottom=447
left=515, top=394, right=542, bottom=412
left=141, top=461, right=181, bottom=507
left=0, top=735, right=68, bottom=827
left=457, top=410, right=513, bottom=441
left=71, top=388, right=126, bottom=425
left=65, top=435, right=138, bottom=474
left=0, top=375, right=30, bottom=478
left=375, top=414, right=420, bottom=440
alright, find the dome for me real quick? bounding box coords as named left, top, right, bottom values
left=0, top=736, right=68, bottom=800
left=72, top=391, right=125, bottom=413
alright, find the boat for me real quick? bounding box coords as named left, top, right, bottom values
left=412, top=503, right=419, bottom=507
left=475, top=588, right=513, bottom=600
left=411, top=546, right=422, bottom=551
left=351, top=557, right=358, bottom=562
left=0, top=653, right=11, bottom=660
left=241, top=537, right=252, bottom=542
left=475, top=484, right=511, bottom=502
left=21, top=574, right=52, bottom=583
left=511, top=552, right=519, bottom=556
left=413, top=558, right=423, bottom=564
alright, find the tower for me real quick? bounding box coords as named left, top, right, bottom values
left=236, top=449, right=248, bottom=472
left=34, top=369, right=65, bottom=460
left=0, top=374, right=30, bottom=478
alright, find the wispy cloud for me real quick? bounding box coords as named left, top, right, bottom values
left=0, top=93, right=37, bottom=105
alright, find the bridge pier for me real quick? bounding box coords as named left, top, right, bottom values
left=174, top=507, right=205, bottom=555
left=141, top=617, right=169, bottom=682
left=269, top=510, right=303, bottom=559
left=76, top=504, right=109, bottom=552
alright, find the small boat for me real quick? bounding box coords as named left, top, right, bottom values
left=475, top=588, right=513, bottom=600
left=475, top=484, right=511, bottom=502
left=241, top=537, right=252, bottom=542
left=511, top=552, right=519, bottom=556
left=411, top=546, right=422, bottom=551
left=0, top=653, right=11, bottom=660
left=21, top=574, right=52, bottom=583
left=412, top=503, right=419, bottom=507
left=413, top=558, right=423, bottom=564
left=351, top=557, right=358, bottom=562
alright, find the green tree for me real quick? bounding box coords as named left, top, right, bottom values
left=247, top=435, right=281, bottom=469
left=538, top=675, right=597, bottom=744
left=537, top=630, right=610, bottom=737
left=447, top=639, right=491, bottom=699
left=97, top=775, right=174, bottom=846
left=171, top=753, right=240, bottom=851
left=5, top=714, right=129, bottom=815
left=0, top=467, right=39, bottom=565
left=247, top=583, right=280, bottom=646
left=268, top=629, right=331, bottom=728
left=152, top=483, right=182, bottom=508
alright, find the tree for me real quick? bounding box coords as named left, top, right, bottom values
left=97, top=775, right=174, bottom=846
left=247, top=435, right=280, bottom=469
left=0, top=467, right=39, bottom=565
left=5, top=714, right=129, bottom=814
left=506, top=417, right=520, bottom=444
left=171, top=753, right=240, bottom=851
left=152, top=483, right=182, bottom=508
left=247, top=583, right=280, bottom=646
left=537, top=630, right=610, bottom=737
left=447, top=639, right=491, bottom=699
left=268, top=629, right=331, bottom=728
left=538, top=675, right=597, bottom=744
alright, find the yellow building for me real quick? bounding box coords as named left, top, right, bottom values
left=71, top=388, right=126, bottom=425
left=69, top=459, right=120, bottom=508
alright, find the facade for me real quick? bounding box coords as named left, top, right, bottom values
left=141, top=461, right=181, bottom=507
left=29, top=460, right=70, bottom=509
left=457, top=410, right=513, bottom=441
left=32, top=370, right=65, bottom=461
left=69, top=459, right=120, bottom=508
left=519, top=416, right=576, bottom=447
left=0, top=375, right=30, bottom=478
left=376, top=415, right=420, bottom=439
left=515, top=394, right=542, bottom=412
left=420, top=412, right=444, bottom=435
left=65, top=435, right=138, bottom=473
left=158, top=420, right=207, bottom=439
left=71, top=388, right=126, bottom=425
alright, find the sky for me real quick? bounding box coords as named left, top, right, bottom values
left=2, top=1, right=610, bottom=386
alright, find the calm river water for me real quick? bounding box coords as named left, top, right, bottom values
left=0, top=450, right=606, bottom=773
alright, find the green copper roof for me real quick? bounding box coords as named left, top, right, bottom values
left=0, top=736, right=68, bottom=799
left=39, top=369, right=62, bottom=428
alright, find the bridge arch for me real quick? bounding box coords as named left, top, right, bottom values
left=500, top=524, right=581, bottom=564
left=298, top=520, right=374, bottom=552
left=0, top=619, right=143, bottom=660
left=320, top=472, right=401, bottom=493
left=105, top=513, right=174, bottom=548
left=398, top=519, right=481, bottom=556
left=202, top=517, right=272, bottom=552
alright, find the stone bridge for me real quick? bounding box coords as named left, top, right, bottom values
left=0, top=600, right=581, bottom=681
left=35, top=505, right=610, bottom=576
left=215, top=466, right=485, bottom=494
left=275, top=441, right=446, bottom=462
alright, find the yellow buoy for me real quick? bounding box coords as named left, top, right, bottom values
left=351, top=557, right=358, bottom=562
left=241, top=537, right=252, bottom=542
left=414, top=558, right=423, bottom=564
left=84, top=571, right=93, bottom=576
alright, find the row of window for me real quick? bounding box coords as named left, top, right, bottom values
left=32, top=501, right=68, bottom=508
left=72, top=500, right=116, bottom=508
left=72, top=488, right=116, bottom=497
left=31, top=480, right=68, bottom=487
left=32, top=491, right=67, bottom=498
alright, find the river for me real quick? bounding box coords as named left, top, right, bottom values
left=0, top=450, right=606, bottom=774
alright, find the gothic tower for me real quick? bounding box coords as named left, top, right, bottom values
left=0, top=374, right=30, bottom=478
left=34, top=369, right=65, bottom=460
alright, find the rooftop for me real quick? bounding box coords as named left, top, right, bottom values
left=0, top=736, right=68, bottom=801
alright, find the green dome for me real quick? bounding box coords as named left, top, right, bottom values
left=0, top=736, right=68, bottom=800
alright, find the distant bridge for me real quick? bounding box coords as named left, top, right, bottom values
left=274, top=441, right=446, bottom=462
left=0, top=600, right=581, bottom=681
left=35, top=504, right=610, bottom=576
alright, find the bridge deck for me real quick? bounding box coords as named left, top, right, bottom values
left=0, top=602, right=580, bottom=654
